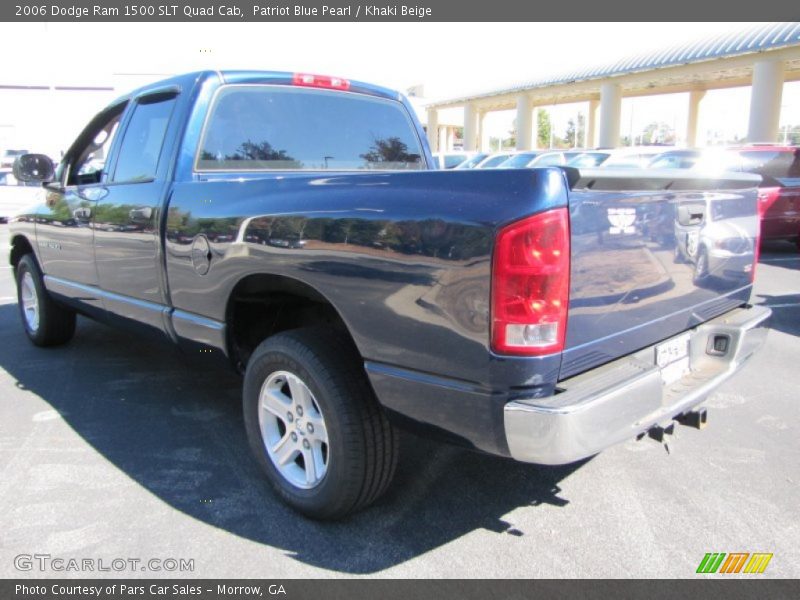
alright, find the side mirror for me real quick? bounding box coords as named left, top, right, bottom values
left=12, top=154, right=55, bottom=184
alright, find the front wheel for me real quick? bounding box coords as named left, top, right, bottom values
left=16, top=254, right=76, bottom=347
left=243, top=328, right=398, bottom=519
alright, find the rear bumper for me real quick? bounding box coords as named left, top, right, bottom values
left=504, top=304, right=771, bottom=465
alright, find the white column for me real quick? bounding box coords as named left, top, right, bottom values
left=463, top=103, right=478, bottom=151
left=516, top=95, right=533, bottom=150
left=598, top=83, right=622, bottom=148
left=686, top=90, right=706, bottom=147
left=747, top=59, right=785, bottom=143
left=426, top=108, right=439, bottom=153
left=586, top=99, right=599, bottom=148
left=446, top=127, right=454, bottom=151
left=438, top=126, right=448, bottom=152
left=480, top=111, right=491, bottom=152
left=531, top=107, right=539, bottom=149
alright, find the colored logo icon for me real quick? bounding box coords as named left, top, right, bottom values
left=696, top=553, right=773, bottom=574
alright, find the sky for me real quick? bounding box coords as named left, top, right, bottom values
left=1, top=21, right=798, bottom=152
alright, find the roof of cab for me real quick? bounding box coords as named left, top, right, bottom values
left=107, top=70, right=404, bottom=111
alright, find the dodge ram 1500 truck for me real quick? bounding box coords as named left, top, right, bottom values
left=9, top=71, right=770, bottom=519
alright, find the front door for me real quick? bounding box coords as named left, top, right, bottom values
left=37, top=102, right=126, bottom=310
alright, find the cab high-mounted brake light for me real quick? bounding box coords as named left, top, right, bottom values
left=292, top=73, right=351, bottom=91
left=491, top=208, right=570, bottom=356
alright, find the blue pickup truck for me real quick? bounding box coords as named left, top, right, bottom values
left=9, top=71, right=770, bottom=519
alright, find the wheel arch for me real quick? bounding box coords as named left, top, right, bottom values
left=9, top=234, right=36, bottom=270
left=224, top=272, right=362, bottom=372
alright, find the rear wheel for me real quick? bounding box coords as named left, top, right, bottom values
left=243, top=328, right=398, bottom=519
left=15, top=254, right=76, bottom=346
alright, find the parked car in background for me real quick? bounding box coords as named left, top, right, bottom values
left=567, top=151, right=611, bottom=168
left=455, top=152, right=489, bottom=169
left=648, top=146, right=800, bottom=248
left=673, top=193, right=756, bottom=284
left=432, top=151, right=475, bottom=170
left=1, top=149, right=29, bottom=168
left=602, top=146, right=673, bottom=169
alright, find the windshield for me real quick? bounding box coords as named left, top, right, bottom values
left=499, top=152, right=539, bottom=168
left=456, top=153, right=488, bottom=169
left=442, top=154, right=468, bottom=169
left=567, top=152, right=610, bottom=167
left=479, top=154, right=511, bottom=168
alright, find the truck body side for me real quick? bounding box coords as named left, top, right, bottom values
left=9, top=70, right=770, bottom=477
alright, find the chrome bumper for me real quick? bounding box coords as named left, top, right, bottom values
left=504, top=305, right=771, bottom=465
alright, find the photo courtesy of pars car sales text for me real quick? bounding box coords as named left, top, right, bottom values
left=16, top=584, right=285, bottom=596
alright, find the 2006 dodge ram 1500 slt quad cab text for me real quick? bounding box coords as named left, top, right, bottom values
left=9, top=71, right=770, bottom=519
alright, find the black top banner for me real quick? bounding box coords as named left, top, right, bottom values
left=3, top=0, right=800, bottom=21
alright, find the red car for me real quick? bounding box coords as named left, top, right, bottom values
left=649, top=145, right=800, bottom=248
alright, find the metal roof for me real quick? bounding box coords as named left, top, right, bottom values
left=429, top=22, right=800, bottom=107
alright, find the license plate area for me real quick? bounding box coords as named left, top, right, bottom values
left=656, top=333, right=691, bottom=385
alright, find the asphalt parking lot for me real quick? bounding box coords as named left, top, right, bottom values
left=0, top=224, right=798, bottom=579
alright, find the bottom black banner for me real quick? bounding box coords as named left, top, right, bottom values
left=1, top=579, right=798, bottom=600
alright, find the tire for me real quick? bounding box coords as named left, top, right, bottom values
left=15, top=254, right=76, bottom=347
left=243, top=328, right=398, bottom=520
left=693, top=248, right=710, bottom=284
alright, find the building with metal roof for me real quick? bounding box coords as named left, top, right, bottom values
left=425, top=22, right=800, bottom=152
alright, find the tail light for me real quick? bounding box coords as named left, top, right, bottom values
left=491, top=208, right=570, bottom=356
left=292, top=73, right=350, bottom=91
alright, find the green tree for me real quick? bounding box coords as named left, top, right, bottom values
left=537, top=109, right=552, bottom=149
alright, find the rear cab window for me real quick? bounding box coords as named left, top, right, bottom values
left=197, top=85, right=425, bottom=172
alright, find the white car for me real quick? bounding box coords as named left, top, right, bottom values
left=0, top=168, right=42, bottom=223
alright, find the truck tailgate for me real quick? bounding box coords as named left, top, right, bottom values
left=560, top=169, right=761, bottom=380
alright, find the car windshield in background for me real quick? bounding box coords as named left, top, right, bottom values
left=499, top=152, right=539, bottom=168
left=567, top=152, right=610, bottom=167
left=648, top=152, right=702, bottom=169
left=531, top=152, right=565, bottom=166
left=442, top=154, right=467, bottom=168
left=456, top=153, right=488, bottom=169
left=198, top=86, right=424, bottom=171
left=478, top=155, right=511, bottom=168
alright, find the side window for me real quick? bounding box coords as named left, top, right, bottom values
left=65, top=104, right=126, bottom=187
left=112, top=94, right=177, bottom=183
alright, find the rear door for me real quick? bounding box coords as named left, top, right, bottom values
left=92, top=90, right=179, bottom=331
